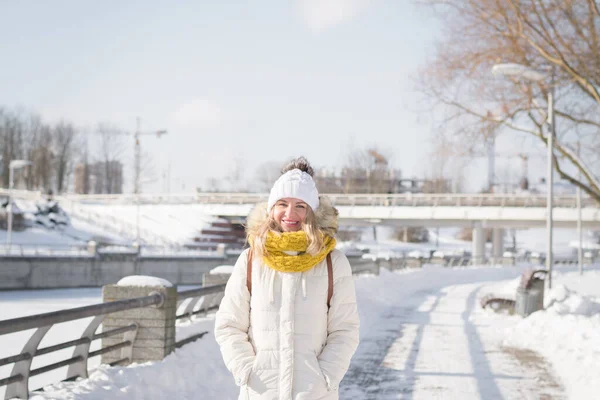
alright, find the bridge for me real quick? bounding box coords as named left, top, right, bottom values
left=47, top=191, right=600, bottom=228
left=4, top=190, right=600, bottom=262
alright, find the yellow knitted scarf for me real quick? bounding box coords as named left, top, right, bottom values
left=262, top=231, right=337, bottom=273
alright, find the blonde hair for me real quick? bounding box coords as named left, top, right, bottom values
left=247, top=205, right=324, bottom=258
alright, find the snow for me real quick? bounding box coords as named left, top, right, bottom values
left=208, top=265, right=235, bottom=275
left=1, top=263, right=599, bottom=399
left=2, top=204, right=600, bottom=398
left=491, top=271, right=600, bottom=400
left=67, top=203, right=220, bottom=245
left=116, top=276, right=173, bottom=287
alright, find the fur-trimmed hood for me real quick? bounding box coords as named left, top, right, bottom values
left=246, top=195, right=339, bottom=238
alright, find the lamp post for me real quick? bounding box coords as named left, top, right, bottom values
left=492, top=63, right=555, bottom=288
left=577, top=141, right=583, bottom=275
left=6, top=160, right=32, bottom=248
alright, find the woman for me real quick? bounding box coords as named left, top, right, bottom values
left=215, top=157, right=360, bottom=400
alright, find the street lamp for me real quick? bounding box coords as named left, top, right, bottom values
left=492, top=63, right=555, bottom=288
left=6, top=160, right=32, bottom=248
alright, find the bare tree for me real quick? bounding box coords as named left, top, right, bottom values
left=422, top=131, right=469, bottom=193
left=341, top=147, right=393, bottom=193
left=33, top=124, right=55, bottom=192
left=418, top=0, right=600, bottom=203
left=224, top=157, right=248, bottom=192
left=96, top=122, right=125, bottom=194
left=53, top=121, right=77, bottom=193
left=0, top=108, right=22, bottom=188
left=255, top=161, right=284, bottom=192
left=21, top=112, right=43, bottom=189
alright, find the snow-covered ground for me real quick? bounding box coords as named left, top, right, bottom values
left=1, top=264, right=599, bottom=399
left=2, top=199, right=600, bottom=398
left=0, top=199, right=130, bottom=249
left=66, top=203, right=222, bottom=245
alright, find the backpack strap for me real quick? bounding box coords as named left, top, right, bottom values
left=327, top=252, right=333, bottom=309
left=246, top=249, right=334, bottom=309
left=247, top=249, right=253, bottom=295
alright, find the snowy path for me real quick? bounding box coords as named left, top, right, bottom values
left=342, top=269, right=565, bottom=399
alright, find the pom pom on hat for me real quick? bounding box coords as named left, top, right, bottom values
left=267, top=169, right=319, bottom=211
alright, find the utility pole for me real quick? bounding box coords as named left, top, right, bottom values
left=134, top=117, right=141, bottom=195
left=132, top=117, right=168, bottom=244
left=487, top=134, right=495, bottom=193
left=546, top=71, right=555, bottom=289
left=577, top=141, right=583, bottom=275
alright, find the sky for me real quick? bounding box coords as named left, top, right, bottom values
left=0, top=1, right=548, bottom=193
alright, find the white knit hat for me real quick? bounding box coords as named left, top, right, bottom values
left=267, top=169, right=320, bottom=211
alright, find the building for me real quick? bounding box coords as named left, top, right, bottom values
left=74, top=161, right=124, bottom=194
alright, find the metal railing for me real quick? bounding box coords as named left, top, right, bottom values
left=0, top=244, right=94, bottom=257
left=0, top=284, right=226, bottom=400
left=38, top=192, right=598, bottom=208
left=3, top=188, right=598, bottom=208
left=0, top=243, right=229, bottom=258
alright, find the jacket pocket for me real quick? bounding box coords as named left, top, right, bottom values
left=314, top=352, right=330, bottom=391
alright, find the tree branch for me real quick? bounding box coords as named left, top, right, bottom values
left=554, top=110, right=600, bottom=129
left=553, top=152, right=600, bottom=203
left=590, top=0, right=600, bottom=17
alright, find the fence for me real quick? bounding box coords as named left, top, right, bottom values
left=54, top=191, right=599, bottom=209
left=0, top=282, right=225, bottom=400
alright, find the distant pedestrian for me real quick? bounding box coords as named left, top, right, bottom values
left=215, top=156, right=360, bottom=400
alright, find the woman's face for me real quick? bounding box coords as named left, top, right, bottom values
left=271, top=197, right=309, bottom=232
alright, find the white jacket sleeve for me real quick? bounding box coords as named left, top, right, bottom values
left=214, top=250, right=256, bottom=387
left=317, top=251, right=360, bottom=391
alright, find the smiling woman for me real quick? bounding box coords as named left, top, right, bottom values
left=214, top=156, right=360, bottom=400
left=272, top=198, right=308, bottom=232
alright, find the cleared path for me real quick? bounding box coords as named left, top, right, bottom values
left=341, top=269, right=565, bottom=399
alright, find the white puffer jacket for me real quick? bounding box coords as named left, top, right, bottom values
left=214, top=199, right=360, bottom=400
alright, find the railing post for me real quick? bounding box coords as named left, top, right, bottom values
left=5, top=326, right=51, bottom=400
left=66, top=315, right=106, bottom=380
left=101, top=277, right=177, bottom=365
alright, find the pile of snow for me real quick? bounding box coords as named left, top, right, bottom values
left=29, top=318, right=237, bottom=400
left=33, top=200, right=70, bottom=229
left=209, top=265, right=235, bottom=275
left=116, top=276, right=173, bottom=287
left=499, top=270, right=600, bottom=399
left=545, top=284, right=600, bottom=315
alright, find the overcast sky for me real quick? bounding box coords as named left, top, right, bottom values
left=2, top=1, right=544, bottom=193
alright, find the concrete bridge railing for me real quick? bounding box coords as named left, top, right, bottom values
left=51, top=192, right=599, bottom=208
